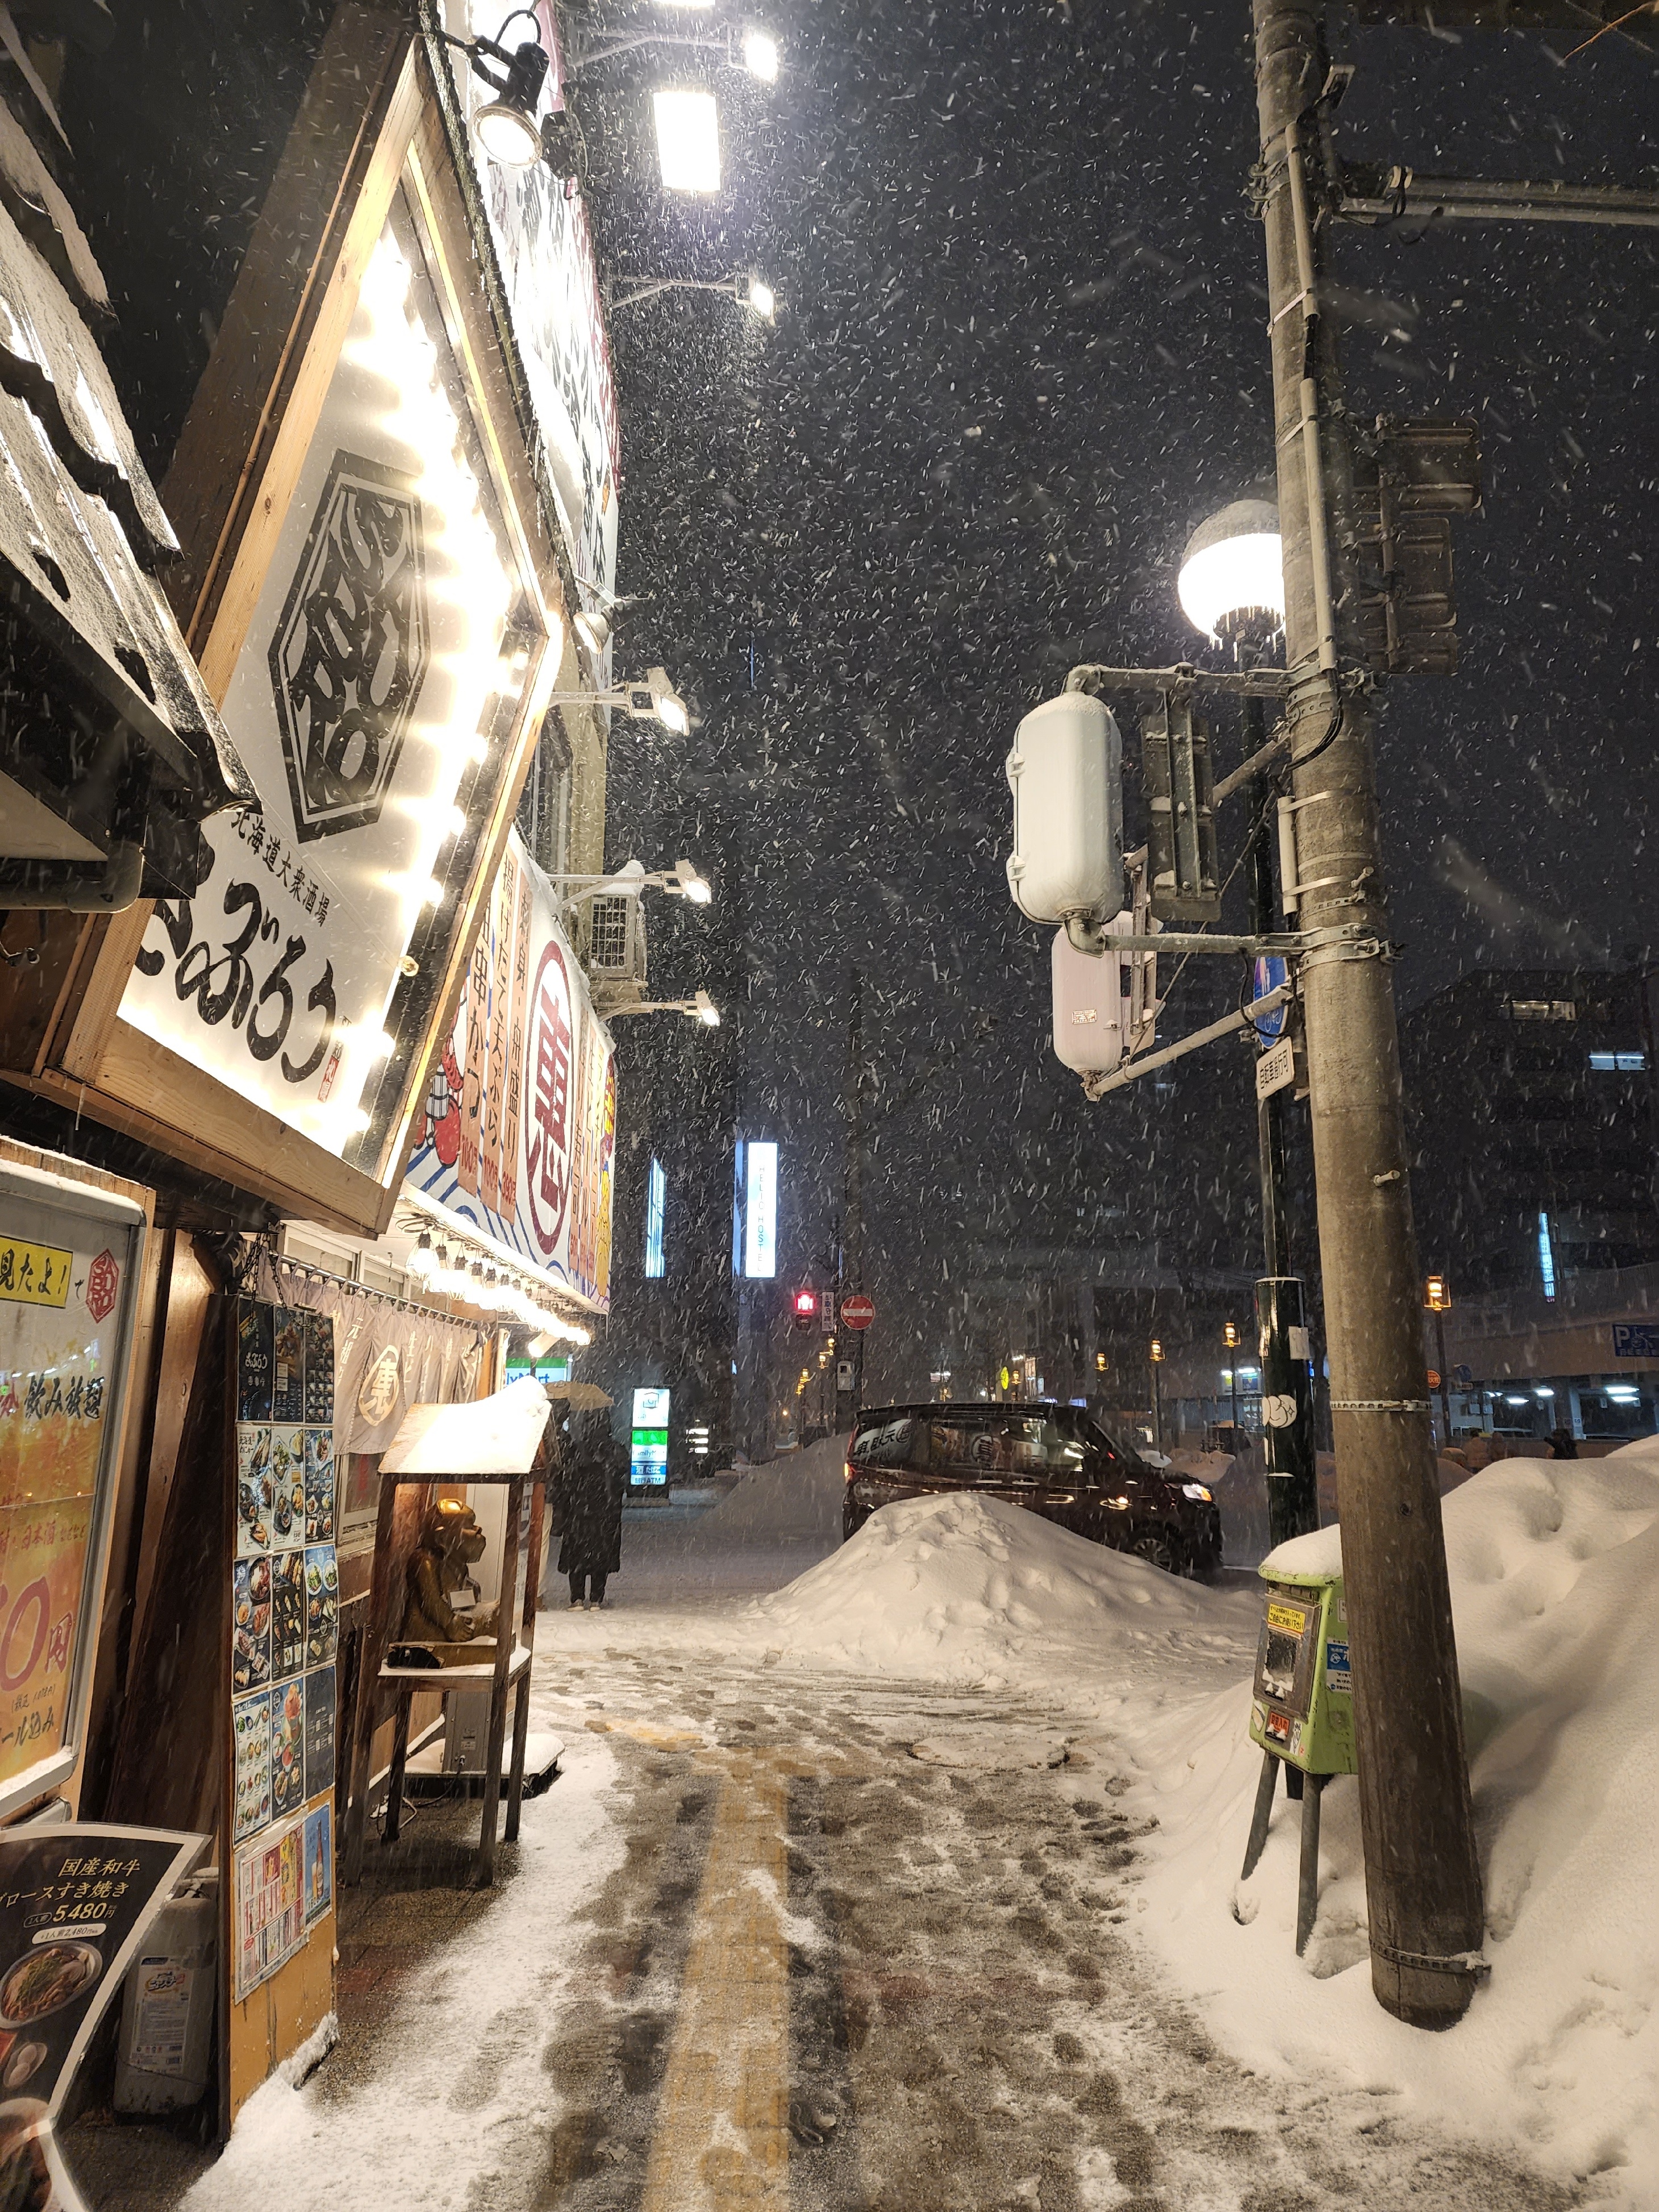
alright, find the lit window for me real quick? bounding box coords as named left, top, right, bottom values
left=1509, top=999, right=1577, bottom=1022
left=644, top=1157, right=666, bottom=1279
left=1537, top=1210, right=1556, bottom=1302
left=1589, top=1049, right=1650, bottom=1072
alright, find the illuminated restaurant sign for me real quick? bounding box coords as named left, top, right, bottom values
left=120, top=215, right=532, bottom=1165
left=404, top=830, right=616, bottom=1311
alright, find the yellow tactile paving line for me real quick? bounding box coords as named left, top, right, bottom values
left=640, top=1751, right=793, bottom=2211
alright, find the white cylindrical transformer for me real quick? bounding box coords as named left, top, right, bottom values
left=1005, top=691, right=1122, bottom=924
left=1052, top=920, right=1127, bottom=1075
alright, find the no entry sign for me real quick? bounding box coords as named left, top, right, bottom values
left=840, top=1293, right=876, bottom=1330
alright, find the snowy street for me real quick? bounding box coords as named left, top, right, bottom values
left=78, top=1438, right=1654, bottom=2212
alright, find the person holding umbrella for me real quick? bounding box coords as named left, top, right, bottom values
left=548, top=1389, right=624, bottom=1609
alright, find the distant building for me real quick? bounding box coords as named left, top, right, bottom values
left=1401, top=966, right=1659, bottom=1299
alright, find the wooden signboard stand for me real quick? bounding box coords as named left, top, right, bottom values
left=341, top=1389, right=551, bottom=1889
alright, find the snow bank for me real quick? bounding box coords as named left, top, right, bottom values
left=749, top=1488, right=1256, bottom=1688
left=700, top=1434, right=849, bottom=1544
left=1122, top=1438, right=1659, bottom=2203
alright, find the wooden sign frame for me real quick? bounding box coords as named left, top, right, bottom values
left=2, top=16, right=566, bottom=1241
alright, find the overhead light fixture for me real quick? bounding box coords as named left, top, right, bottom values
left=740, top=28, right=779, bottom=80
left=744, top=274, right=776, bottom=319
left=1177, top=498, right=1285, bottom=647
left=441, top=16, right=552, bottom=169
left=407, top=1231, right=436, bottom=1280
left=574, top=606, right=611, bottom=656
left=675, top=860, right=712, bottom=905
left=641, top=665, right=690, bottom=734
left=694, top=989, right=720, bottom=1026
left=653, top=88, right=721, bottom=192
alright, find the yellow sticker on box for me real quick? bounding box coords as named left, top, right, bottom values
left=0, top=1238, right=72, bottom=1309
left=1266, top=1601, right=1308, bottom=1635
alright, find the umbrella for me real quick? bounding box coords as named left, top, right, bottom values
left=543, top=1381, right=613, bottom=1410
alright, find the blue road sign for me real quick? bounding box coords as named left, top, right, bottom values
left=1611, top=1322, right=1659, bottom=1361
left=1252, top=955, right=1289, bottom=1043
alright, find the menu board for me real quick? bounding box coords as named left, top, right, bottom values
left=230, top=1299, right=338, bottom=1996
left=0, top=1822, right=205, bottom=2211
left=0, top=1165, right=143, bottom=1811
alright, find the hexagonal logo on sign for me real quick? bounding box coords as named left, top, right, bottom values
left=269, top=451, right=429, bottom=843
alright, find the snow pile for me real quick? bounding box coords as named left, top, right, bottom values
left=750, top=1488, right=1255, bottom=1688
left=700, top=1434, right=849, bottom=1544
left=1122, top=1438, right=1659, bottom=2202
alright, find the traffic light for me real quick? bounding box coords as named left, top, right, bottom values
left=791, top=1288, right=818, bottom=1330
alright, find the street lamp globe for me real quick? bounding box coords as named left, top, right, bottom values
left=693, top=990, right=721, bottom=1027
left=745, top=276, right=776, bottom=320
left=1177, top=498, right=1283, bottom=648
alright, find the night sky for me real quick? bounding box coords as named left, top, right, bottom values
left=579, top=0, right=1659, bottom=1404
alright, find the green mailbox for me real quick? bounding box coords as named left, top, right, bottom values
left=1241, top=1560, right=1354, bottom=1955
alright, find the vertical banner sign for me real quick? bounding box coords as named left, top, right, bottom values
left=0, top=1164, right=144, bottom=1813
left=232, top=1299, right=337, bottom=2003
left=0, top=1823, right=204, bottom=2211
left=405, top=830, right=616, bottom=1310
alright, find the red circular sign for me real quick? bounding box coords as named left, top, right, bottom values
left=85, top=1249, right=119, bottom=1324
left=840, top=1294, right=875, bottom=1330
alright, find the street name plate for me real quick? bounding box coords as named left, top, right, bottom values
left=1256, top=1038, right=1295, bottom=1101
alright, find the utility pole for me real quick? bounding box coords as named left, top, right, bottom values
left=1252, top=0, right=1483, bottom=2025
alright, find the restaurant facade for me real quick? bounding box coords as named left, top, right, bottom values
left=0, top=0, right=624, bottom=2138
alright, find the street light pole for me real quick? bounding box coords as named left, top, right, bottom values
left=1252, top=0, right=1483, bottom=2026
left=837, top=965, right=865, bottom=1424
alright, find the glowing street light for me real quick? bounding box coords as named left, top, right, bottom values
left=551, top=857, right=713, bottom=909
left=545, top=665, right=690, bottom=733
left=741, top=27, right=779, bottom=80
left=653, top=88, right=722, bottom=191
left=439, top=14, right=551, bottom=169
left=612, top=271, right=777, bottom=319
left=605, top=989, right=722, bottom=1026
left=1177, top=498, right=1285, bottom=647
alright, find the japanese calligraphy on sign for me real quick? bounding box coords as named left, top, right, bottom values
left=0, top=1822, right=205, bottom=2210
left=118, top=212, right=533, bottom=1168
left=404, top=830, right=615, bottom=1310
left=269, top=451, right=430, bottom=843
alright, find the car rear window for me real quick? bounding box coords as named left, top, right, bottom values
left=851, top=1416, right=916, bottom=1468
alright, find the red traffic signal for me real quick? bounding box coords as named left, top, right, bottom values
left=791, top=1288, right=818, bottom=1327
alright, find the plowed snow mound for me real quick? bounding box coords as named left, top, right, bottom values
left=703, top=1436, right=848, bottom=1543
left=751, top=1489, right=1256, bottom=1687
left=1127, top=1435, right=1659, bottom=2203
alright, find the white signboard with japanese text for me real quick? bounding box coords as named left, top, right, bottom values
left=404, top=831, right=616, bottom=1311
left=444, top=2, right=619, bottom=607
left=120, top=210, right=528, bottom=1162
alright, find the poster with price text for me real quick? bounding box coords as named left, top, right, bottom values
left=0, top=1822, right=204, bottom=2212
left=0, top=1167, right=144, bottom=1807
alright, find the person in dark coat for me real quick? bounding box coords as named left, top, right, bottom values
left=1548, top=1427, right=1578, bottom=1460
left=555, top=1410, right=625, bottom=1607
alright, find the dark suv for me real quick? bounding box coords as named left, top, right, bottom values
left=843, top=1401, right=1222, bottom=1577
